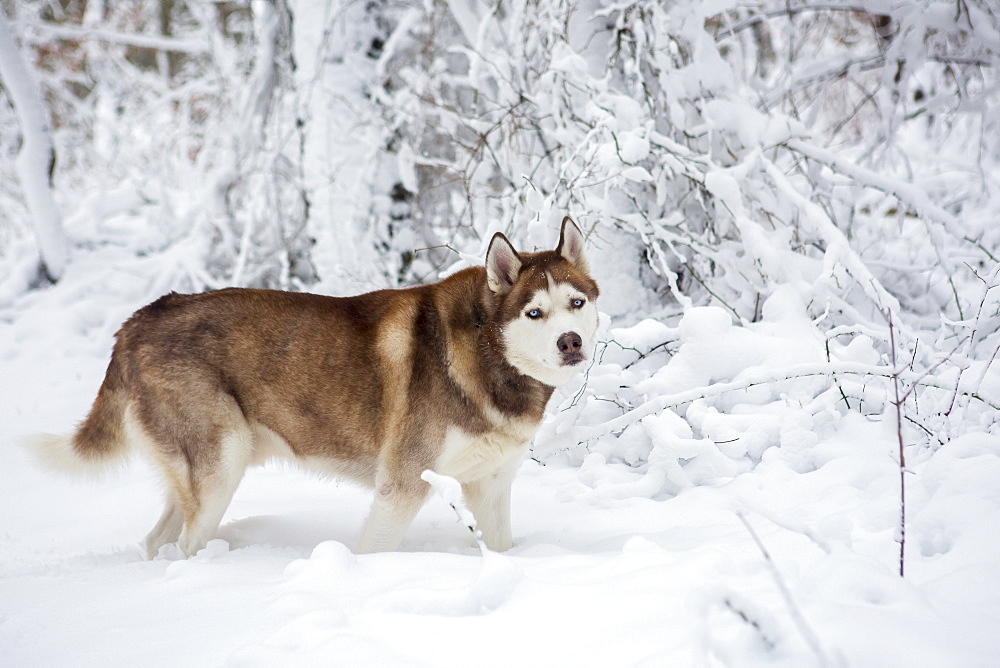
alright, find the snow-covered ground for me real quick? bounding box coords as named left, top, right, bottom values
left=3, top=1, right=1000, bottom=664
left=2, top=240, right=999, bottom=667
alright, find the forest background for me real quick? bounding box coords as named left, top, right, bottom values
left=1, top=1, right=999, bottom=665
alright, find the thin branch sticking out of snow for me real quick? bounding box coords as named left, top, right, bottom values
left=888, top=312, right=907, bottom=578
left=736, top=512, right=831, bottom=668
left=421, top=470, right=488, bottom=555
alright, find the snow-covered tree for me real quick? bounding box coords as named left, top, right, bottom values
left=0, top=7, right=67, bottom=283
left=1, top=0, right=997, bottom=468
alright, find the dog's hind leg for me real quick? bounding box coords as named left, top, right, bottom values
left=175, top=424, right=253, bottom=557
left=132, top=392, right=253, bottom=558
left=123, top=407, right=188, bottom=558
left=145, top=493, right=184, bottom=559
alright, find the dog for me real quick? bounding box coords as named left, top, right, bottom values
left=32, top=216, right=600, bottom=557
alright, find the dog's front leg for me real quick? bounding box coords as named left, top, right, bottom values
left=356, top=477, right=428, bottom=554
left=463, top=458, right=521, bottom=552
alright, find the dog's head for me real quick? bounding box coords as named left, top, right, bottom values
left=486, top=217, right=600, bottom=387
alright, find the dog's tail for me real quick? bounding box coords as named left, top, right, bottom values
left=27, top=356, right=132, bottom=477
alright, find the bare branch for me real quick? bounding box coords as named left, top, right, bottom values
left=736, top=512, right=830, bottom=667
left=888, top=311, right=906, bottom=578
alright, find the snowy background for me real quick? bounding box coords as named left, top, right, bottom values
left=2, top=1, right=999, bottom=665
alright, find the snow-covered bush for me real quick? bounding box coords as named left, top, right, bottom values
left=332, top=0, right=1000, bottom=485
left=1, top=0, right=312, bottom=293
left=2, top=1, right=998, bottom=499
left=3, top=3, right=1000, bottom=658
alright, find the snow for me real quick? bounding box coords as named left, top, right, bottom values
left=0, top=11, right=67, bottom=280
left=2, top=259, right=1000, bottom=666
left=3, top=1, right=1000, bottom=665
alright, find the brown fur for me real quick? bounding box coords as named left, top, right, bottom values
left=54, top=219, right=599, bottom=557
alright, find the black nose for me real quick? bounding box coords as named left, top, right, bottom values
left=558, top=331, right=583, bottom=355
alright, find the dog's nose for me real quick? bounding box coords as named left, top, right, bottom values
left=557, top=331, right=583, bottom=355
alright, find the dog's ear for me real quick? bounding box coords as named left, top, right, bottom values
left=557, top=216, right=589, bottom=274
left=486, top=232, right=522, bottom=294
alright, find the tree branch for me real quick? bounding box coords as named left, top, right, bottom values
left=536, top=360, right=1000, bottom=457
left=736, top=512, right=830, bottom=666
left=17, top=19, right=209, bottom=54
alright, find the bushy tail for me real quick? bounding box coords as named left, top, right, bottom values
left=27, top=357, right=132, bottom=477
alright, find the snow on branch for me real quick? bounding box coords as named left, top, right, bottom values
left=716, top=4, right=873, bottom=40
left=537, top=359, right=999, bottom=457
left=422, top=470, right=488, bottom=554
left=785, top=139, right=963, bottom=237
left=16, top=19, right=209, bottom=54
left=0, top=10, right=67, bottom=282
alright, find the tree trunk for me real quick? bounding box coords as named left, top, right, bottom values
left=0, top=9, right=68, bottom=283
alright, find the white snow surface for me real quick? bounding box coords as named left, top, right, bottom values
left=2, top=247, right=999, bottom=667
left=3, top=2, right=1000, bottom=663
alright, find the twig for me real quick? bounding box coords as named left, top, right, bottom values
left=736, top=512, right=829, bottom=667
left=535, top=360, right=1000, bottom=457
left=887, top=311, right=906, bottom=578
left=899, top=334, right=970, bottom=404
left=715, top=4, right=872, bottom=40
left=825, top=337, right=852, bottom=410
left=621, top=339, right=677, bottom=370
left=786, top=139, right=964, bottom=238
left=421, top=470, right=488, bottom=555
left=723, top=597, right=776, bottom=651
left=952, top=266, right=1000, bottom=414
left=682, top=262, right=743, bottom=321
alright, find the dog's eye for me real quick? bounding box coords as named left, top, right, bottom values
left=571, top=298, right=586, bottom=309
left=526, top=308, right=542, bottom=319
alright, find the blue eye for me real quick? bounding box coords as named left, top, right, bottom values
left=526, top=309, right=542, bottom=319
left=571, top=298, right=585, bottom=308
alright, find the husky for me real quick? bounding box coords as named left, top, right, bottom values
left=31, top=217, right=599, bottom=558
